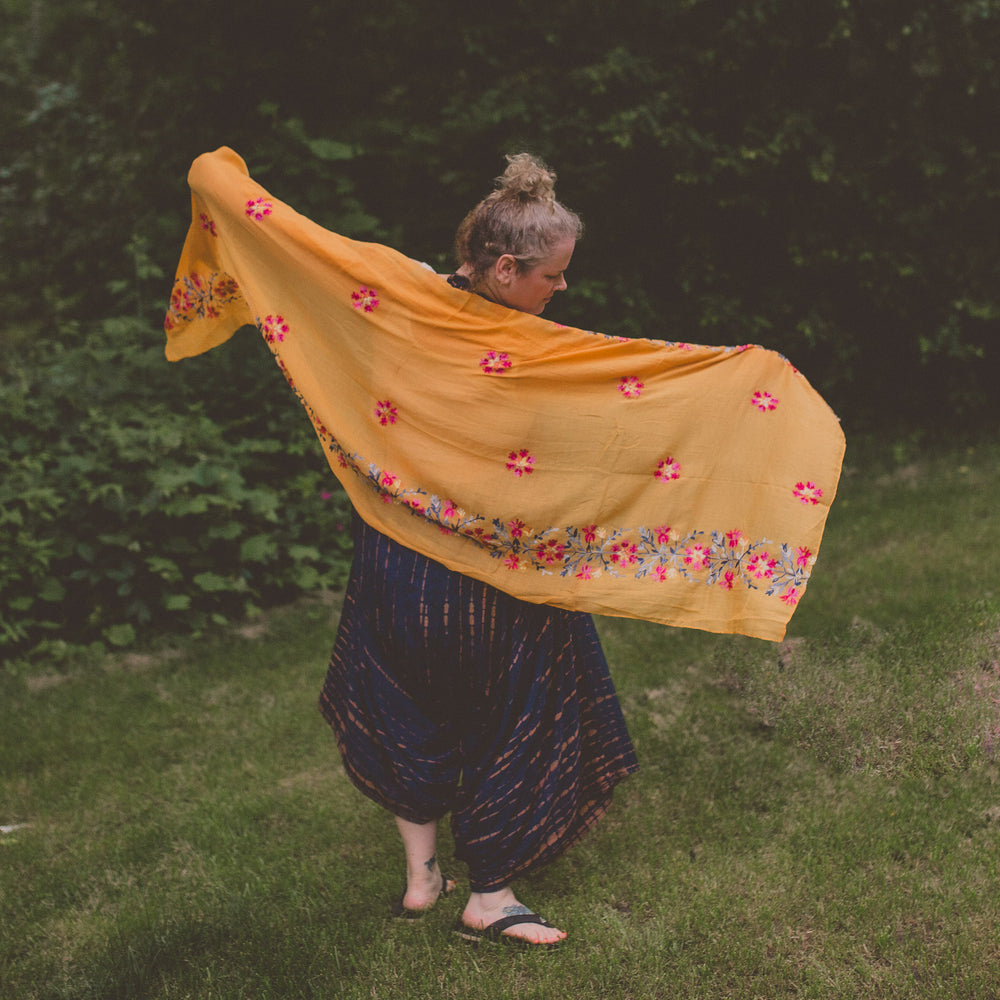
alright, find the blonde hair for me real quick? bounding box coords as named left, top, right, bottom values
left=454, top=153, right=583, bottom=280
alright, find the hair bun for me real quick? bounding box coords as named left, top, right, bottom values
left=496, top=153, right=557, bottom=204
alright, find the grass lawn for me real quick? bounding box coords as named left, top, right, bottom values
left=3, top=438, right=999, bottom=999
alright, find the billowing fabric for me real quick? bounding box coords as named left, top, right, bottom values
left=165, top=147, right=846, bottom=641
left=319, top=515, right=638, bottom=892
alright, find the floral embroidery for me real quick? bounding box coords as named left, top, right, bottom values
left=245, top=197, right=273, bottom=221
left=442, top=499, right=465, bottom=521
left=610, top=540, right=640, bottom=567
left=683, top=545, right=710, bottom=571
left=480, top=351, right=512, bottom=374
left=617, top=376, right=644, bottom=399
left=655, top=457, right=682, bottom=482
left=269, top=355, right=819, bottom=609
left=506, top=449, right=535, bottom=477
left=260, top=314, right=289, bottom=345
left=375, top=400, right=398, bottom=426
left=751, top=390, right=779, bottom=412
left=535, top=538, right=566, bottom=565
left=199, top=213, right=217, bottom=236
left=746, top=551, right=777, bottom=580
left=793, top=481, right=823, bottom=505
left=351, top=286, right=379, bottom=312
left=164, top=271, right=242, bottom=331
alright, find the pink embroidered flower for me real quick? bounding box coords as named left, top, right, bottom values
left=793, top=481, right=823, bottom=505
left=508, top=518, right=527, bottom=538
left=442, top=500, right=462, bottom=520
left=655, top=457, right=682, bottom=482
left=610, top=541, right=639, bottom=567
left=655, top=525, right=673, bottom=546
left=795, top=546, right=813, bottom=568
left=480, top=351, right=512, bottom=374
left=583, top=524, right=599, bottom=544
left=747, top=552, right=777, bottom=580
left=375, top=400, right=398, bottom=426
left=718, top=570, right=736, bottom=590
left=576, top=564, right=596, bottom=580
left=351, top=286, right=379, bottom=312
left=725, top=529, right=744, bottom=549
left=261, top=314, right=289, bottom=344
left=617, top=376, right=644, bottom=399
left=683, top=545, right=710, bottom=571
left=469, top=526, right=497, bottom=544
left=199, top=213, right=217, bottom=236
left=506, top=449, right=535, bottom=477
left=245, top=197, right=273, bottom=221
left=405, top=498, right=425, bottom=513
left=214, top=276, right=239, bottom=299
left=653, top=565, right=670, bottom=582
left=751, top=390, right=779, bottom=412
left=380, top=472, right=398, bottom=489
left=505, top=555, right=521, bottom=570
left=780, top=588, right=800, bottom=607
left=534, top=539, right=566, bottom=565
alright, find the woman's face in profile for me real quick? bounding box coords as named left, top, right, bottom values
left=496, top=238, right=575, bottom=315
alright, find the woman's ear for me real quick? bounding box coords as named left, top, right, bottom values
left=494, top=253, right=518, bottom=286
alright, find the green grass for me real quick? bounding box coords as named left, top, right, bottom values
left=3, top=439, right=1000, bottom=999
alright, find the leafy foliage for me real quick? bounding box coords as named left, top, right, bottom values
left=1, top=316, right=352, bottom=660
left=2, top=0, right=999, bottom=656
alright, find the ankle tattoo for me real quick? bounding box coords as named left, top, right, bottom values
left=423, top=854, right=437, bottom=873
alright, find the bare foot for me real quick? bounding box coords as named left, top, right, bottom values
left=460, top=887, right=567, bottom=945
left=400, top=859, right=455, bottom=913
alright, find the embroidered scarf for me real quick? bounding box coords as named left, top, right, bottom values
left=165, top=147, right=845, bottom=641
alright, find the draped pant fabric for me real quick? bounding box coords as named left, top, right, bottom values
left=319, top=516, right=638, bottom=892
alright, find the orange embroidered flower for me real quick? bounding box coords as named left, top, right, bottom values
left=751, top=390, right=779, bottom=412
left=375, top=400, right=398, bottom=426
left=245, top=197, right=273, bottom=221
left=617, top=376, right=644, bottom=399
left=351, top=286, right=379, bottom=312
left=655, top=457, right=681, bottom=482
left=506, top=449, right=535, bottom=477
left=793, top=481, right=823, bottom=505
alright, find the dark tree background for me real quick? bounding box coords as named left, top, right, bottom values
left=3, top=0, right=998, bottom=656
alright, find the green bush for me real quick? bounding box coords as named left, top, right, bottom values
left=1, top=316, right=353, bottom=662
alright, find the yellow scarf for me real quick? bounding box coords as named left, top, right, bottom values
left=165, top=147, right=845, bottom=641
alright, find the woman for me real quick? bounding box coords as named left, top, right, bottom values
left=318, top=154, right=639, bottom=947
left=166, top=147, right=842, bottom=946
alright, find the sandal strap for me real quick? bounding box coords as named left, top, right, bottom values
left=482, top=913, right=551, bottom=940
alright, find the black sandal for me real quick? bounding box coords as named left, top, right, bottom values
left=452, top=912, right=563, bottom=949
